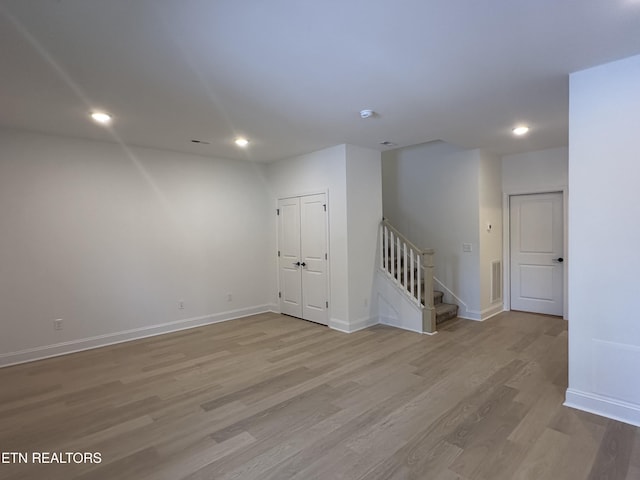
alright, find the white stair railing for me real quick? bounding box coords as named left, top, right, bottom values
left=380, top=219, right=436, bottom=334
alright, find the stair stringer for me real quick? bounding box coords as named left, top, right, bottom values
left=434, top=275, right=471, bottom=319
left=375, top=270, right=423, bottom=333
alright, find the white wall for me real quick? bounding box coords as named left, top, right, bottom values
left=1, top=134, right=384, bottom=366
left=0, top=129, right=272, bottom=366
left=478, top=150, right=503, bottom=315
left=266, top=144, right=382, bottom=332
left=382, top=141, right=482, bottom=318
left=502, top=147, right=568, bottom=193
left=566, top=53, right=640, bottom=426
left=501, top=146, right=569, bottom=317
left=265, top=145, right=350, bottom=327
left=345, top=145, right=382, bottom=331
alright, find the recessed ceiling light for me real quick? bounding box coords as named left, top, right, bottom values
left=235, top=137, right=249, bottom=147
left=380, top=141, right=397, bottom=147
left=512, top=125, right=529, bottom=136
left=191, top=139, right=210, bottom=144
left=90, top=111, right=112, bottom=124
left=360, top=109, right=375, bottom=119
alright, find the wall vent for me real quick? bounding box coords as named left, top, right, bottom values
left=491, top=260, right=502, bottom=303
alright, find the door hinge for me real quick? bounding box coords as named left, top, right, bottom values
left=325, top=253, right=327, bottom=260
left=278, top=250, right=280, bottom=257
left=323, top=204, right=327, bottom=212
left=326, top=301, right=328, bottom=308
left=276, top=208, right=280, bottom=215
left=279, top=292, right=282, bottom=298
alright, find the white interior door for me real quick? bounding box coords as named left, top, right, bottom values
left=510, top=192, right=564, bottom=316
left=278, top=194, right=328, bottom=325
left=300, top=194, right=328, bottom=325
left=278, top=197, right=303, bottom=318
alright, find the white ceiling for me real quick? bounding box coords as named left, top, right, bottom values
left=1, top=0, right=640, bottom=162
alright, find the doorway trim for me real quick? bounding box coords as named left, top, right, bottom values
left=502, top=186, right=568, bottom=319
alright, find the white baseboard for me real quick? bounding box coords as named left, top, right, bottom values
left=0, top=305, right=273, bottom=368
left=329, top=318, right=350, bottom=333
left=329, top=316, right=377, bottom=334
left=379, top=315, right=422, bottom=334
left=350, top=316, right=378, bottom=332
left=564, top=388, right=640, bottom=428
left=481, top=304, right=504, bottom=320
left=482, top=303, right=504, bottom=320
left=459, top=304, right=504, bottom=322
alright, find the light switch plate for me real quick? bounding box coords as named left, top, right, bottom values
left=463, top=243, right=473, bottom=252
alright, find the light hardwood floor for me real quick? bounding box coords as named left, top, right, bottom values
left=1, top=311, right=639, bottom=479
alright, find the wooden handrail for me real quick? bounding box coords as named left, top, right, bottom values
left=381, top=219, right=434, bottom=257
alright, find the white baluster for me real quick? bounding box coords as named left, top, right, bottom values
left=410, top=248, right=415, bottom=297
left=390, top=231, right=395, bottom=280
left=380, top=224, right=384, bottom=270
left=396, top=236, right=401, bottom=283
left=384, top=226, right=389, bottom=273
left=416, top=254, right=422, bottom=304
left=403, top=242, right=408, bottom=290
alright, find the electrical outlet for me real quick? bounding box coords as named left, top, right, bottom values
left=226, top=293, right=233, bottom=302
left=463, top=243, right=473, bottom=253
left=54, top=319, right=63, bottom=331
left=178, top=301, right=185, bottom=310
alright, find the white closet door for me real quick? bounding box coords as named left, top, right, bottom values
left=278, top=197, right=302, bottom=318
left=278, top=193, right=328, bottom=325
left=300, top=194, right=328, bottom=325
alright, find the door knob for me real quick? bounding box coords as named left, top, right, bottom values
left=300, top=262, right=306, bottom=267
left=554, top=257, right=564, bottom=263
left=293, top=261, right=301, bottom=266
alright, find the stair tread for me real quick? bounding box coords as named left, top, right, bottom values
left=435, top=302, right=457, bottom=314
left=435, top=301, right=458, bottom=326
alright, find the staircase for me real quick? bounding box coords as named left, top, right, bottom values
left=378, top=219, right=458, bottom=334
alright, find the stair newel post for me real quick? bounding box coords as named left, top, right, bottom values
left=422, top=249, right=437, bottom=334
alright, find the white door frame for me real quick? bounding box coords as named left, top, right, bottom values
left=276, top=189, right=331, bottom=320
left=502, top=186, right=568, bottom=320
